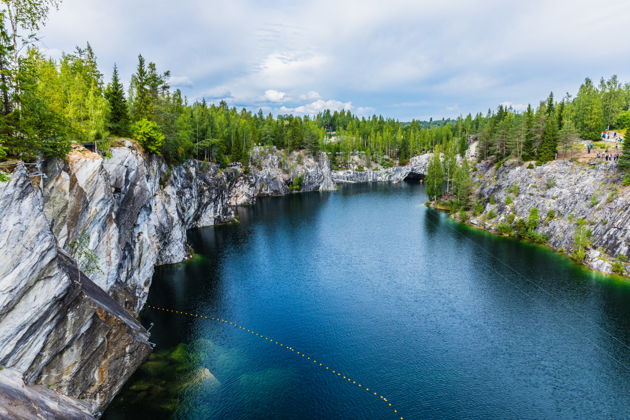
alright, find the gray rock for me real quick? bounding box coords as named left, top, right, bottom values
left=465, top=159, right=629, bottom=276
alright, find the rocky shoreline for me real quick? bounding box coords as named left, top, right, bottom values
left=445, top=159, right=630, bottom=278
left=1, top=144, right=627, bottom=417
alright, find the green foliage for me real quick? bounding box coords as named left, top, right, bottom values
left=537, top=93, right=559, bottom=163
left=489, top=195, right=496, bottom=205
left=527, top=207, right=540, bottom=230
left=0, top=3, right=626, bottom=170
left=572, top=219, right=592, bottom=262
left=505, top=195, right=513, bottom=205
left=507, top=213, right=516, bottom=224
left=497, top=223, right=512, bottom=235
left=612, top=260, right=625, bottom=275
left=508, top=184, right=520, bottom=196
left=473, top=201, right=484, bottom=216
left=105, top=64, right=129, bottom=136
left=486, top=209, right=497, bottom=220
left=132, top=119, right=164, bottom=154
left=573, top=78, right=605, bottom=139
left=0, top=171, right=9, bottom=182
left=453, top=158, right=473, bottom=208
left=289, top=174, right=304, bottom=191
left=616, top=110, right=630, bottom=129
left=425, top=146, right=444, bottom=201
left=546, top=209, right=555, bottom=222
left=67, top=230, right=101, bottom=277
left=619, top=136, right=630, bottom=174
left=590, top=194, right=598, bottom=207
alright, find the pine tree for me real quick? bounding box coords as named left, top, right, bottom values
left=426, top=145, right=444, bottom=201
left=558, top=118, right=579, bottom=158
left=522, top=104, right=535, bottom=160
left=104, top=64, right=130, bottom=136
left=443, top=140, right=457, bottom=193
left=129, top=54, right=151, bottom=121
left=537, top=93, right=559, bottom=163
left=453, top=159, right=473, bottom=208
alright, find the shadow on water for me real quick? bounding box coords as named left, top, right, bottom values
left=106, top=183, right=630, bottom=420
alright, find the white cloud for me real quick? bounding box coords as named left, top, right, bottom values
left=263, top=89, right=288, bottom=103
left=280, top=99, right=352, bottom=115
left=300, top=90, right=321, bottom=100
left=168, top=75, right=193, bottom=87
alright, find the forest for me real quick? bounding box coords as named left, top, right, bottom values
left=0, top=1, right=629, bottom=178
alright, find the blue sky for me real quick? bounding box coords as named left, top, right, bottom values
left=40, top=0, right=630, bottom=121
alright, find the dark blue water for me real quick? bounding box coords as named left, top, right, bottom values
left=107, top=183, right=630, bottom=419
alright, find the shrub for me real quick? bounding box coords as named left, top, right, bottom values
left=459, top=210, right=469, bottom=223
left=505, top=195, right=513, bottom=205
left=572, top=219, right=592, bottom=262
left=527, top=163, right=535, bottom=169
left=132, top=119, right=165, bottom=154
left=509, top=184, right=520, bottom=196
left=528, top=231, right=549, bottom=244
left=289, top=174, right=304, bottom=191
left=489, top=195, right=496, bottom=205
left=498, top=223, right=512, bottom=235
left=527, top=208, right=540, bottom=230
left=474, top=201, right=485, bottom=216
left=624, top=175, right=630, bottom=187
left=507, top=213, right=516, bottom=224
left=590, top=194, right=599, bottom=207
left=513, top=219, right=528, bottom=238
left=611, top=260, right=625, bottom=275
left=486, top=209, right=497, bottom=220
left=546, top=210, right=555, bottom=222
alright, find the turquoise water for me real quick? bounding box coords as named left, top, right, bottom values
left=106, top=182, right=630, bottom=419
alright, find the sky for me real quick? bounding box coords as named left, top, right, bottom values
left=39, top=0, right=630, bottom=121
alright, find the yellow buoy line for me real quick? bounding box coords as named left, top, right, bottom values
left=145, top=303, right=405, bottom=419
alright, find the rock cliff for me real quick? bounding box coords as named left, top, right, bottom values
left=460, top=159, right=629, bottom=276
left=332, top=154, right=431, bottom=183
left=0, top=142, right=336, bottom=417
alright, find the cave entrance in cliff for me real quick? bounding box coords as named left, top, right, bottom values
left=403, top=172, right=424, bottom=183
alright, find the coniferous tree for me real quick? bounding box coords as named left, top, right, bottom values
left=537, top=93, right=559, bottom=163
left=522, top=104, right=535, bottom=160
left=453, top=158, right=473, bottom=208
left=129, top=54, right=150, bottom=122
left=104, top=64, right=129, bottom=136
left=426, top=146, right=444, bottom=201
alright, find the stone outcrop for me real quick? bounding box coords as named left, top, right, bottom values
left=461, top=159, right=629, bottom=276
left=0, top=142, right=338, bottom=417
left=0, top=368, right=93, bottom=419
left=332, top=154, right=431, bottom=183
left=229, top=146, right=336, bottom=206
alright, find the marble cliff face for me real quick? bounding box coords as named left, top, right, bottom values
left=0, top=142, right=626, bottom=417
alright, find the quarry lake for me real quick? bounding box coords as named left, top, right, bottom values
left=106, top=182, right=630, bottom=420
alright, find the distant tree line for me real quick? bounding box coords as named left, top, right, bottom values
left=0, top=1, right=629, bottom=179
